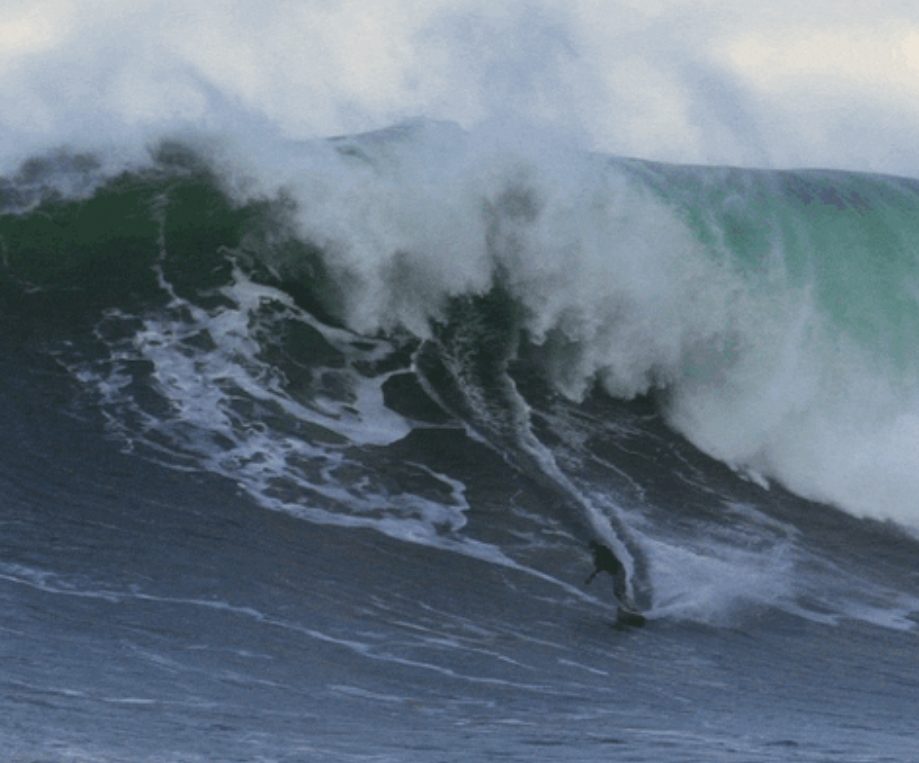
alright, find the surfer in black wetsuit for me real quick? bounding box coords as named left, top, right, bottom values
left=585, top=539, right=629, bottom=604
left=585, top=540, right=647, bottom=626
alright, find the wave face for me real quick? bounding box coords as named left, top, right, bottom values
left=4, top=128, right=919, bottom=760
left=4, top=126, right=919, bottom=591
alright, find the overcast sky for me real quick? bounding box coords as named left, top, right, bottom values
left=3, top=0, right=919, bottom=174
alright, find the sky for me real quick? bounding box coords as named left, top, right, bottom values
left=2, top=0, right=919, bottom=175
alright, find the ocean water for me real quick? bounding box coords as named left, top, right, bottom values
left=3, top=124, right=919, bottom=762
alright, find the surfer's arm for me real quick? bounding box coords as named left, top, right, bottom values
left=584, top=569, right=598, bottom=585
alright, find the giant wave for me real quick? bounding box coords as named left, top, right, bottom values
left=10, top=120, right=919, bottom=524
left=3, top=122, right=919, bottom=617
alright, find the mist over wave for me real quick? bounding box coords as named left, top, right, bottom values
left=6, top=0, right=919, bottom=175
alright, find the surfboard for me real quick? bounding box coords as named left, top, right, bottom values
left=615, top=608, right=647, bottom=628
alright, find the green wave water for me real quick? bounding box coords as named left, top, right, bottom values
left=629, top=161, right=919, bottom=374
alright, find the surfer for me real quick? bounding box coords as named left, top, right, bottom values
left=585, top=539, right=646, bottom=626
left=584, top=539, right=629, bottom=604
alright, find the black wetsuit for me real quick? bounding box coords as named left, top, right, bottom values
left=585, top=540, right=629, bottom=604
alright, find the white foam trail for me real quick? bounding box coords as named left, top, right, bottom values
left=54, top=206, right=617, bottom=603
